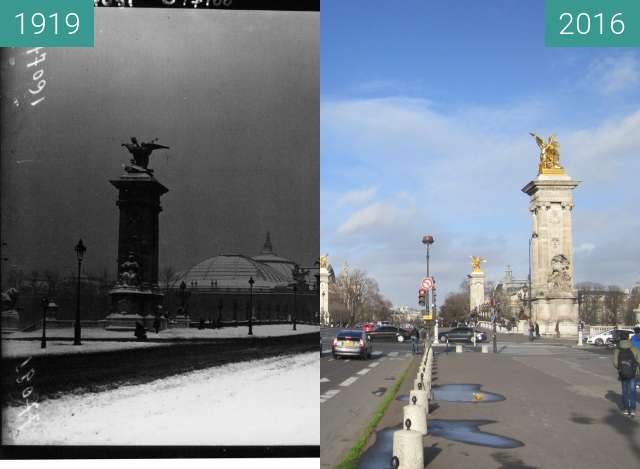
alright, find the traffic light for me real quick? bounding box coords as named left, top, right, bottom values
left=418, top=288, right=427, bottom=306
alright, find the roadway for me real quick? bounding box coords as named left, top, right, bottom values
left=320, top=327, right=418, bottom=468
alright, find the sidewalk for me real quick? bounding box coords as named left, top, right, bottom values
left=359, top=343, right=639, bottom=469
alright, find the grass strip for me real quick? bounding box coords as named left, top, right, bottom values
left=336, top=357, right=414, bottom=469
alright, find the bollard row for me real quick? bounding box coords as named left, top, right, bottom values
left=391, top=343, right=435, bottom=468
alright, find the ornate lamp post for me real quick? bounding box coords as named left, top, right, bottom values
left=40, top=297, right=48, bottom=349
left=292, top=283, right=297, bottom=331
left=422, top=235, right=436, bottom=342
left=73, top=239, right=86, bottom=346
left=248, top=276, right=254, bottom=336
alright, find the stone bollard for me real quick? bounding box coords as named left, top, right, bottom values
left=482, top=344, right=489, bottom=353
left=392, top=419, right=424, bottom=469
left=413, top=377, right=423, bottom=390
left=456, top=344, right=463, bottom=353
left=403, top=404, right=427, bottom=435
left=409, top=389, right=428, bottom=409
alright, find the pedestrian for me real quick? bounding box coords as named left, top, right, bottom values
left=411, top=326, right=419, bottom=355
left=555, top=320, right=560, bottom=338
left=535, top=322, right=540, bottom=338
left=528, top=320, right=534, bottom=342
left=153, top=317, right=160, bottom=334
left=613, top=331, right=640, bottom=417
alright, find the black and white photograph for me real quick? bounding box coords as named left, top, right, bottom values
left=1, top=1, right=319, bottom=457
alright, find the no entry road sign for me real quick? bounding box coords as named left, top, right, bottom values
left=421, top=277, right=434, bottom=290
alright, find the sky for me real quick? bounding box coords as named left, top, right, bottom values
left=321, top=0, right=640, bottom=307
left=1, top=8, right=319, bottom=282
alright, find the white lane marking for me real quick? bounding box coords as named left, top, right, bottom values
left=357, top=368, right=371, bottom=376
left=369, top=362, right=380, bottom=368
left=372, top=351, right=383, bottom=356
left=389, top=351, right=399, bottom=357
left=320, top=377, right=330, bottom=383
left=320, top=389, right=341, bottom=404
left=340, top=376, right=358, bottom=387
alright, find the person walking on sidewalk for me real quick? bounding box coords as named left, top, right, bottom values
left=613, top=331, right=640, bottom=417
left=411, top=326, right=420, bottom=355
left=535, top=322, right=540, bottom=338
left=528, top=320, right=535, bottom=342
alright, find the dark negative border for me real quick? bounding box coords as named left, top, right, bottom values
left=94, top=0, right=320, bottom=11
left=0, top=445, right=320, bottom=459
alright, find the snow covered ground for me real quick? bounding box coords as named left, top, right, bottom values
left=3, top=352, right=319, bottom=445
left=2, top=324, right=319, bottom=358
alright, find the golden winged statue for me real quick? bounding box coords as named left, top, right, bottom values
left=319, top=254, right=328, bottom=269
left=529, top=132, right=564, bottom=175
left=470, top=256, right=486, bottom=273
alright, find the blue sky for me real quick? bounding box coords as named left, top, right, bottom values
left=321, top=0, right=640, bottom=307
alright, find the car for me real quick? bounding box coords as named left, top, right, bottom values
left=368, top=325, right=411, bottom=342
left=332, top=329, right=372, bottom=359
left=362, top=323, right=375, bottom=333
left=605, top=329, right=635, bottom=348
left=438, top=326, right=483, bottom=343
left=586, top=328, right=634, bottom=346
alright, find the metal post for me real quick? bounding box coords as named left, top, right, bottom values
left=74, top=257, right=82, bottom=345
left=41, top=297, right=48, bottom=349
left=492, top=317, right=497, bottom=353
left=293, top=284, right=297, bottom=331
left=248, top=277, right=254, bottom=336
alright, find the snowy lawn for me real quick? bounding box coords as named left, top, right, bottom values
left=2, top=324, right=319, bottom=358
left=7, top=324, right=319, bottom=340
left=2, top=352, right=319, bottom=445
left=2, top=340, right=170, bottom=358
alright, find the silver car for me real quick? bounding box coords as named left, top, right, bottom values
left=332, top=329, right=372, bottom=359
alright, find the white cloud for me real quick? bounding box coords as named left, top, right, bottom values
left=574, top=242, right=595, bottom=255
left=337, top=186, right=378, bottom=206
left=337, top=202, right=400, bottom=235
left=588, top=54, right=640, bottom=95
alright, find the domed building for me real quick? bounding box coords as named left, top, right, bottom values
left=165, top=234, right=318, bottom=326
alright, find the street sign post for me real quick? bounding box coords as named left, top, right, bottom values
left=421, top=277, right=433, bottom=290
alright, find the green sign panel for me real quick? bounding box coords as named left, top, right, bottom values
left=0, top=0, right=93, bottom=47
left=545, top=0, right=640, bottom=47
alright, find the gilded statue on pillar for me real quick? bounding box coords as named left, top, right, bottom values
left=470, top=256, right=486, bottom=273
left=319, top=254, right=328, bottom=269
left=530, top=132, right=564, bottom=175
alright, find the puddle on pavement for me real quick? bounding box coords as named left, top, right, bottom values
left=372, top=387, right=387, bottom=397
left=397, top=384, right=504, bottom=403
left=357, top=420, right=523, bottom=468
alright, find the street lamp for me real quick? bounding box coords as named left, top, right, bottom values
left=248, top=276, right=254, bottom=336
left=292, top=283, right=297, bottom=331
left=73, top=239, right=86, bottom=346
left=40, top=297, right=48, bottom=349
left=422, top=235, right=436, bottom=342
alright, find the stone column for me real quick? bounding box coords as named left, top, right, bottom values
left=469, top=271, right=485, bottom=313
left=522, top=174, right=580, bottom=335
left=320, top=266, right=329, bottom=326
left=106, top=170, right=169, bottom=330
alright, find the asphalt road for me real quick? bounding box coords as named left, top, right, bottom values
left=320, top=327, right=418, bottom=468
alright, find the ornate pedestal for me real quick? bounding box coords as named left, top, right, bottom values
left=522, top=173, right=580, bottom=334
left=106, top=169, right=169, bottom=331
left=469, top=271, right=485, bottom=312
left=1, top=309, right=20, bottom=332
left=319, top=257, right=329, bottom=326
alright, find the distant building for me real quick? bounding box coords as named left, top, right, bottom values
left=165, top=233, right=318, bottom=325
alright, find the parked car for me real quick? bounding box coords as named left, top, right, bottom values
left=362, top=323, right=375, bottom=333
left=332, top=329, right=372, bottom=359
left=438, top=326, right=484, bottom=343
left=586, top=328, right=634, bottom=346
left=606, top=329, right=635, bottom=348
left=368, top=325, right=411, bottom=342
